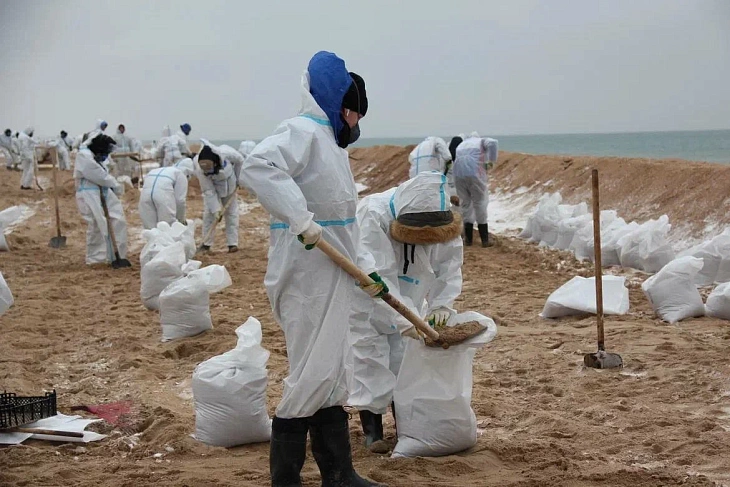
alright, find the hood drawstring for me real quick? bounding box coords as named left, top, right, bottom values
left=402, top=243, right=417, bottom=275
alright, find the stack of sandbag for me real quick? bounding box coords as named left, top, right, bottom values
left=642, top=256, right=705, bottom=324
left=0, top=271, right=13, bottom=316
left=159, top=264, right=232, bottom=342
left=192, top=317, right=272, bottom=447
left=600, top=219, right=637, bottom=267
left=568, top=210, right=618, bottom=261
left=392, top=312, right=498, bottom=458
left=140, top=242, right=200, bottom=310
left=140, top=221, right=196, bottom=262
left=540, top=276, right=630, bottom=318
left=519, top=193, right=588, bottom=248
left=677, top=231, right=730, bottom=286
left=617, top=215, right=675, bottom=273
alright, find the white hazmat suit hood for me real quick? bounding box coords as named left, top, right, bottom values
left=239, top=52, right=359, bottom=418
left=350, top=172, right=463, bottom=414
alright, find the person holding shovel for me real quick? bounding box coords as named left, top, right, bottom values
left=74, top=134, right=129, bottom=265
left=195, top=141, right=239, bottom=253
left=350, top=171, right=464, bottom=452
left=18, top=127, right=37, bottom=190
left=240, top=51, right=391, bottom=487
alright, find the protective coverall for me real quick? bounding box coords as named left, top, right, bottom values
left=453, top=132, right=498, bottom=247
left=112, top=125, right=141, bottom=178
left=241, top=51, right=382, bottom=487
left=74, top=148, right=128, bottom=265
left=81, top=119, right=108, bottom=148
left=238, top=140, right=256, bottom=159
left=1, top=131, right=19, bottom=170
left=216, top=144, right=246, bottom=181
left=56, top=133, right=74, bottom=170
left=18, top=128, right=37, bottom=189
left=195, top=142, right=239, bottom=249
left=351, top=171, right=463, bottom=449
left=138, top=158, right=194, bottom=229
left=409, top=136, right=455, bottom=198
left=156, top=126, right=189, bottom=167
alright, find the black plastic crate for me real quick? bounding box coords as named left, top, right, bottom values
left=0, top=390, right=57, bottom=429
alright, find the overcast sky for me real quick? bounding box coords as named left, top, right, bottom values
left=1, top=0, right=729, bottom=140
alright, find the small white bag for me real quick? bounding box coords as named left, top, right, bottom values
left=618, top=215, right=675, bottom=273
left=540, top=276, right=630, bottom=318
left=140, top=242, right=187, bottom=311
left=0, top=271, right=14, bottom=316
left=642, top=256, right=705, bottom=324
left=392, top=312, right=498, bottom=458
left=705, top=282, right=730, bottom=320
left=193, top=317, right=272, bottom=447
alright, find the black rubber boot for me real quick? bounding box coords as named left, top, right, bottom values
left=478, top=224, right=492, bottom=248
left=270, top=416, right=308, bottom=487
left=464, top=223, right=474, bottom=246
left=391, top=402, right=397, bottom=438
left=309, top=406, right=386, bottom=487
left=358, top=410, right=383, bottom=447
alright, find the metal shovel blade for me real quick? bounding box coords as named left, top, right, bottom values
left=49, top=236, right=67, bottom=249
left=111, top=257, right=132, bottom=269
left=583, top=350, right=623, bottom=369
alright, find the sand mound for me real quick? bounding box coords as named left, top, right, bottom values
left=1, top=159, right=729, bottom=486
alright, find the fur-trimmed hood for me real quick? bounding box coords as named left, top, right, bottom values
left=390, top=211, right=462, bottom=245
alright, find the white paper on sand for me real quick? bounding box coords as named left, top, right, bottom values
left=540, top=276, right=630, bottom=318
left=0, top=413, right=106, bottom=445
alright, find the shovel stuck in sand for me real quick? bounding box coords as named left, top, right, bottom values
left=583, top=169, right=623, bottom=369
left=99, top=188, right=132, bottom=269
left=48, top=148, right=66, bottom=249
left=315, top=238, right=488, bottom=349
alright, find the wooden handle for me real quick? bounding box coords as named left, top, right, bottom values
left=199, top=193, right=237, bottom=247
left=315, top=238, right=441, bottom=341
left=99, top=188, right=122, bottom=258
left=109, top=152, right=140, bottom=158
left=14, top=427, right=85, bottom=438
left=50, top=148, right=62, bottom=238
left=591, top=169, right=605, bottom=351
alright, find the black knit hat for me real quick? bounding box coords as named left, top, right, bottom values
left=87, top=134, right=116, bottom=157
left=449, top=136, right=463, bottom=162
left=342, top=72, right=368, bottom=117
left=4, top=129, right=11, bottom=137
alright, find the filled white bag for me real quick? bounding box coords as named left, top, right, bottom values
left=392, top=312, right=498, bottom=458
left=540, top=276, right=630, bottom=318
left=678, top=232, right=730, bottom=286
left=705, top=282, right=730, bottom=320
left=140, top=242, right=188, bottom=310
left=140, top=230, right=177, bottom=268
left=568, top=210, right=618, bottom=262
left=0, top=205, right=28, bottom=252
left=600, top=218, right=634, bottom=267
left=193, top=317, right=272, bottom=447
left=554, top=213, right=592, bottom=251
left=524, top=193, right=561, bottom=244
left=165, top=220, right=197, bottom=260
left=618, top=215, right=675, bottom=273
left=641, top=256, right=705, bottom=324
left=159, top=265, right=232, bottom=342
left=0, top=271, right=14, bottom=316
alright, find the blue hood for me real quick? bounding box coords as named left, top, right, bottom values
left=307, top=51, right=353, bottom=144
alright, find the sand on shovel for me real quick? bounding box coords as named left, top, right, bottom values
left=424, top=320, right=487, bottom=348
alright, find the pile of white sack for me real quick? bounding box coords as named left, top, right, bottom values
left=138, top=221, right=232, bottom=341
left=519, top=193, right=675, bottom=273
left=0, top=271, right=14, bottom=317
left=392, top=312, right=498, bottom=458
left=193, top=317, right=272, bottom=447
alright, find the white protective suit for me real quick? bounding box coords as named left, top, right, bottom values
left=156, top=126, right=190, bottom=167
left=453, top=133, right=498, bottom=225
left=176, top=129, right=192, bottom=156
left=1, top=132, right=19, bottom=169
left=238, top=140, right=256, bottom=158
left=216, top=144, right=246, bottom=181
left=74, top=149, right=128, bottom=264
left=138, top=158, right=195, bottom=229
left=239, top=69, right=360, bottom=419
left=350, top=172, right=464, bottom=414
left=18, top=128, right=37, bottom=188
left=112, top=126, right=141, bottom=178
left=56, top=134, right=73, bottom=170
left=409, top=136, right=455, bottom=197
left=195, top=141, right=239, bottom=247
left=81, top=119, right=108, bottom=148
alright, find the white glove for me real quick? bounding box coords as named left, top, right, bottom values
left=298, top=220, right=323, bottom=247
left=213, top=210, right=223, bottom=222
left=401, top=326, right=421, bottom=340
left=426, top=307, right=452, bottom=328
left=111, top=182, right=123, bottom=196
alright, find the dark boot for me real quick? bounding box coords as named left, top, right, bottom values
left=478, top=224, right=493, bottom=248
left=309, top=406, right=386, bottom=487
left=270, top=416, right=308, bottom=487
left=464, top=223, right=474, bottom=246
left=390, top=402, right=397, bottom=438
left=358, top=410, right=388, bottom=453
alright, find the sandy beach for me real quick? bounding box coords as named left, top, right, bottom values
left=1, top=148, right=729, bottom=487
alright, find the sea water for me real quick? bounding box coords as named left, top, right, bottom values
left=213, top=129, right=730, bottom=164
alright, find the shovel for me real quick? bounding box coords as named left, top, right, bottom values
left=196, top=194, right=237, bottom=254
left=315, top=238, right=487, bottom=349
left=48, top=148, right=67, bottom=248
left=98, top=187, right=132, bottom=269
left=583, top=169, right=623, bottom=369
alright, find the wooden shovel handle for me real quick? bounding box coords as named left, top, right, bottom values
left=315, top=238, right=440, bottom=341
left=50, top=148, right=62, bottom=238
left=592, top=169, right=605, bottom=351
left=13, top=427, right=84, bottom=438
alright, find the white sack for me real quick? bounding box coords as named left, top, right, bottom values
left=0, top=205, right=28, bottom=252
left=540, top=276, right=630, bottom=318
left=193, top=317, right=272, bottom=447
left=618, top=215, right=675, bottom=273
left=159, top=265, right=232, bottom=342
left=392, top=312, right=498, bottom=458
left=705, top=282, right=730, bottom=320
left=678, top=232, right=730, bottom=286
left=140, top=242, right=187, bottom=310
left=165, top=220, right=197, bottom=260
left=140, top=231, right=177, bottom=268
left=0, top=271, right=14, bottom=316
left=641, top=256, right=705, bottom=324
left=554, top=213, right=592, bottom=251
left=538, top=201, right=586, bottom=248
left=600, top=218, right=634, bottom=267
left=524, top=193, right=561, bottom=244
left=568, top=210, right=618, bottom=262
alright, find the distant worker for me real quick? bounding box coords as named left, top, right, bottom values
left=195, top=140, right=239, bottom=253
left=351, top=171, right=463, bottom=453
left=216, top=144, right=246, bottom=180
left=74, top=134, right=129, bottom=265
left=82, top=119, right=108, bottom=147
left=453, top=132, right=498, bottom=247
left=238, top=140, right=256, bottom=159
left=1, top=128, right=20, bottom=171
left=177, top=123, right=193, bottom=157
left=112, top=123, right=142, bottom=181
left=408, top=136, right=455, bottom=199
left=156, top=126, right=191, bottom=167
left=18, top=127, right=37, bottom=190
left=138, top=158, right=195, bottom=229
left=55, top=130, right=74, bottom=171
